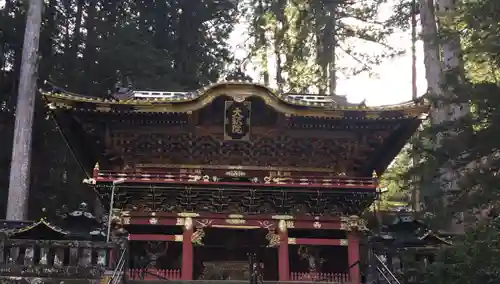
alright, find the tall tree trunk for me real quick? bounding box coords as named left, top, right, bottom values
left=273, top=0, right=286, bottom=91
left=418, top=0, right=442, bottom=216
left=313, top=2, right=327, bottom=94
left=326, top=1, right=337, bottom=95
left=419, top=0, right=442, bottom=105
left=435, top=0, right=467, bottom=232
left=436, top=0, right=468, bottom=119
left=256, top=0, right=269, bottom=86
left=410, top=0, right=420, bottom=213
left=7, top=0, right=43, bottom=220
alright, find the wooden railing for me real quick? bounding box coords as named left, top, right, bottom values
left=95, top=170, right=376, bottom=188
left=0, top=239, right=119, bottom=279
left=128, top=268, right=181, bottom=280
left=290, top=272, right=350, bottom=283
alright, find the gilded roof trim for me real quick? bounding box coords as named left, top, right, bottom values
left=42, top=81, right=429, bottom=118
left=1, top=218, right=69, bottom=236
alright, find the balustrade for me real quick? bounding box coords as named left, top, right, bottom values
left=290, top=272, right=350, bottom=283
left=0, top=239, right=119, bottom=279
left=97, top=170, right=376, bottom=188
left=128, top=268, right=181, bottom=280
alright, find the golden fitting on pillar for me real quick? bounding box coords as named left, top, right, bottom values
left=278, top=220, right=287, bottom=232
left=184, top=217, right=193, bottom=230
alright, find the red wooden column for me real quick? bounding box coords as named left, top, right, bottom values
left=347, top=231, right=360, bottom=284
left=278, top=220, right=289, bottom=281
left=181, top=217, right=194, bottom=280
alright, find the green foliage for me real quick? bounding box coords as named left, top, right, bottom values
left=403, top=0, right=500, bottom=224
left=378, top=149, right=412, bottom=210
left=242, top=0, right=404, bottom=93
left=420, top=218, right=500, bottom=284
left=0, top=0, right=239, bottom=219
left=401, top=0, right=500, bottom=281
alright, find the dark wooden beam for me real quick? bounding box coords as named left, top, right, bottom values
left=362, top=119, right=421, bottom=176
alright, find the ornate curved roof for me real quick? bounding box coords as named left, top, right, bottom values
left=42, top=81, right=429, bottom=119
left=0, top=218, right=69, bottom=238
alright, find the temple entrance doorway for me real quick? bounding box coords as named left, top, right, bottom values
left=194, top=228, right=278, bottom=281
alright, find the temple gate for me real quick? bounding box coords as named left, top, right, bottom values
left=36, top=81, right=427, bottom=283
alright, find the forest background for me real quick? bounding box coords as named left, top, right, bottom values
left=0, top=0, right=414, bottom=218
left=2, top=0, right=500, bottom=281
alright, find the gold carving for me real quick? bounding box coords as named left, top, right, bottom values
left=269, top=171, right=291, bottom=177
left=271, top=215, right=294, bottom=220
left=339, top=239, right=348, bottom=246
left=149, top=217, right=158, bottom=225
left=286, top=221, right=295, bottom=228
left=233, top=95, right=246, bottom=102
left=228, top=214, right=244, bottom=219
left=122, top=217, right=130, bottom=225
left=225, top=170, right=246, bottom=177
left=174, top=235, right=183, bottom=242
left=224, top=101, right=251, bottom=141
left=178, top=212, right=200, bottom=218
left=366, top=112, right=380, bottom=119
left=96, top=106, right=111, bottom=112
left=257, top=220, right=273, bottom=229
left=288, top=238, right=297, bottom=245
left=197, top=219, right=213, bottom=227
left=266, top=230, right=280, bottom=247
left=341, top=215, right=368, bottom=231
left=191, top=228, right=205, bottom=245
left=313, top=221, right=321, bottom=229
left=176, top=218, right=184, bottom=226
left=231, top=107, right=244, bottom=134
left=225, top=219, right=246, bottom=225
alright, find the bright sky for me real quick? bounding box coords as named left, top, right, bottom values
left=229, top=1, right=428, bottom=106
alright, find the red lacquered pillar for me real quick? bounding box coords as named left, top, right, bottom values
left=278, top=220, right=289, bottom=281
left=181, top=217, right=193, bottom=280
left=348, top=231, right=360, bottom=284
